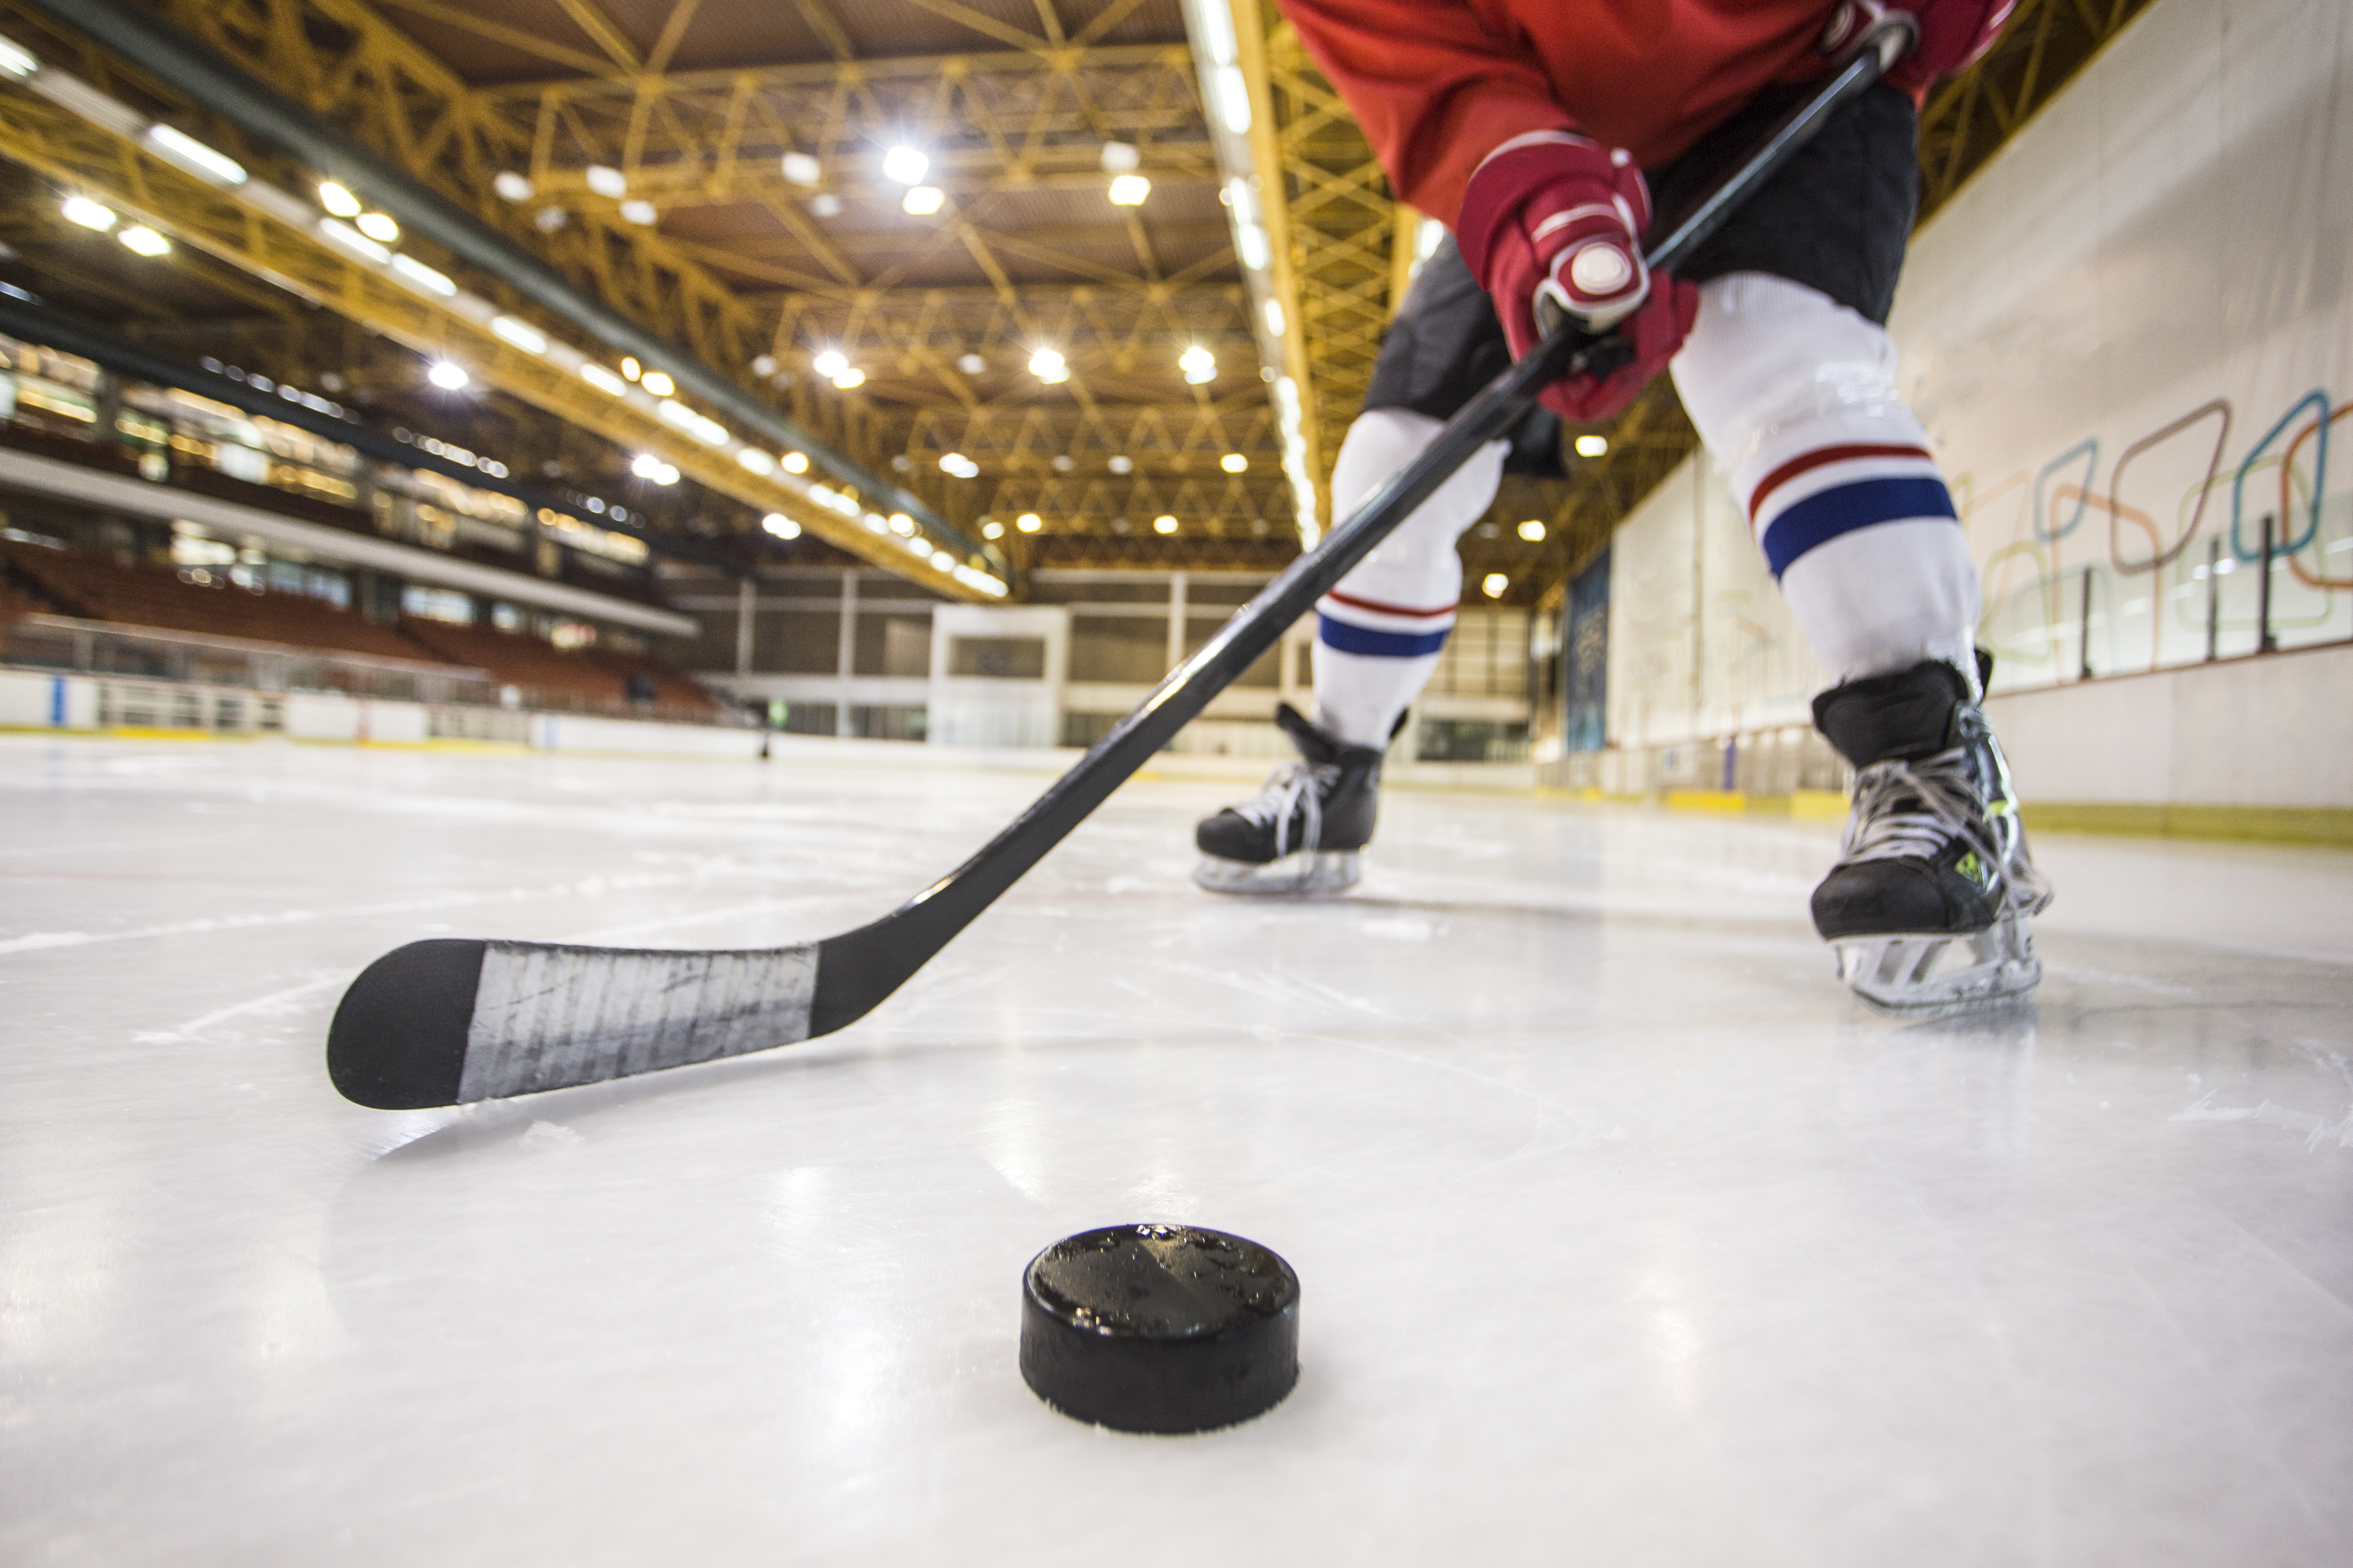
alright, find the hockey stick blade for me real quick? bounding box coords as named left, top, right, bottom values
left=326, top=29, right=1903, bottom=1110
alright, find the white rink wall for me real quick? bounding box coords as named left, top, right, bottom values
left=1604, top=0, right=2353, bottom=807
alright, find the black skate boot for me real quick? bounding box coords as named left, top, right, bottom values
left=1811, top=658, right=2054, bottom=1016
left=1193, top=703, right=1384, bottom=896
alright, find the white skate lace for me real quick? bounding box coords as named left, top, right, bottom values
left=1233, top=760, right=1338, bottom=857
left=1839, top=748, right=2052, bottom=913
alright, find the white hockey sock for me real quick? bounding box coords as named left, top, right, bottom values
left=1672, top=274, right=1980, bottom=689
left=1311, top=409, right=1505, bottom=747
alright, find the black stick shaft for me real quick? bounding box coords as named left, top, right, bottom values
left=809, top=29, right=1904, bottom=1030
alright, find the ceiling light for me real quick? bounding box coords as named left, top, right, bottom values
left=1236, top=224, right=1269, bottom=270
left=1108, top=174, right=1150, bottom=206
left=1481, top=572, right=1508, bottom=598
left=640, top=370, right=675, bottom=397
left=391, top=253, right=456, bottom=295
left=762, top=512, right=801, bottom=538
left=534, top=206, right=568, bottom=233
left=831, top=368, right=865, bottom=389
left=427, top=360, right=470, bottom=390
left=316, top=180, right=362, bottom=217
left=1575, top=434, right=1609, bottom=457
left=1517, top=519, right=1546, bottom=542
left=781, top=151, right=821, bottom=187
left=620, top=357, right=640, bottom=380
left=782, top=452, right=808, bottom=473
left=1214, top=66, right=1251, bottom=134
left=579, top=363, right=628, bottom=395
left=585, top=164, right=626, bottom=199
left=751, top=354, right=778, bottom=376
left=493, top=171, right=534, bottom=202
left=145, top=125, right=245, bottom=186
left=1153, top=514, right=1178, bottom=534
left=736, top=448, right=777, bottom=475
left=882, top=145, right=928, bottom=185
left=61, top=196, right=115, bottom=231
left=0, top=37, right=37, bottom=77
left=317, top=218, right=389, bottom=263
left=631, top=453, right=679, bottom=485
left=355, top=211, right=399, bottom=242
left=808, top=193, right=843, bottom=218
left=1109, top=455, right=1133, bottom=475
left=889, top=513, right=916, bottom=536
left=1179, top=345, right=1216, bottom=384
left=902, top=186, right=944, bottom=216
left=1101, top=141, right=1140, bottom=173
left=940, top=452, right=978, bottom=478
left=117, top=225, right=170, bottom=256
left=490, top=315, right=547, bottom=354
left=1029, top=347, right=1068, bottom=383
left=618, top=199, right=656, bottom=226
left=957, top=353, right=986, bottom=374
left=982, top=520, right=1004, bottom=539
left=1016, top=513, right=1042, bottom=533
left=1263, top=299, right=1285, bottom=336
left=930, top=548, right=956, bottom=568
left=812, top=350, right=848, bottom=378
left=1221, top=453, right=1248, bottom=473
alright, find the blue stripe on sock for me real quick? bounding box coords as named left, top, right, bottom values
left=1762, top=476, right=1958, bottom=577
left=1317, top=613, right=1451, bottom=658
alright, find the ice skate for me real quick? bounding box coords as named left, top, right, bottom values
left=1193, top=703, right=1383, bottom=897
left=1810, top=660, right=2054, bottom=1017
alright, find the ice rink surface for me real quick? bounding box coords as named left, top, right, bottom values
left=3, top=732, right=2350, bottom=1567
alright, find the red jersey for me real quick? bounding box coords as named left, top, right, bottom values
left=1279, top=0, right=1842, bottom=230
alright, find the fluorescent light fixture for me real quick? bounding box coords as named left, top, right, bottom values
left=931, top=548, right=956, bottom=568
left=889, top=513, right=916, bottom=535
left=762, top=512, right=800, bottom=538
left=736, top=448, right=777, bottom=475
left=1263, top=298, right=1285, bottom=336
left=317, top=180, right=362, bottom=217
left=355, top=211, right=399, bottom=243
left=1153, top=514, right=1178, bottom=534
left=0, top=36, right=38, bottom=77
left=1195, top=0, right=1237, bottom=65
left=1221, top=453, right=1248, bottom=473
left=1214, top=67, right=1251, bottom=134
left=146, top=124, right=246, bottom=186
left=631, top=453, right=679, bottom=484
left=391, top=253, right=456, bottom=295
left=318, top=217, right=390, bottom=263
left=640, top=370, right=675, bottom=397
left=1574, top=433, right=1609, bottom=457
left=939, top=452, right=978, bottom=478
left=782, top=451, right=808, bottom=473
left=902, top=185, right=945, bottom=216
left=782, top=151, right=820, bottom=187
left=1517, top=519, right=1546, bottom=542
left=1108, top=174, right=1150, bottom=206
left=579, top=362, right=628, bottom=395
left=1481, top=572, right=1508, bottom=598
left=882, top=145, right=928, bottom=185
left=1016, top=513, right=1042, bottom=533
left=618, top=199, right=656, bottom=226
left=427, top=360, right=469, bottom=390
left=1235, top=223, right=1269, bottom=270
left=60, top=196, right=115, bottom=231
left=490, top=315, right=547, bottom=354
left=117, top=225, right=170, bottom=256
left=493, top=171, right=534, bottom=202
left=585, top=165, right=626, bottom=199
left=657, top=398, right=730, bottom=446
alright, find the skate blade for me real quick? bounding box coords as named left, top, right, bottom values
left=1830, top=913, right=2041, bottom=1019
left=1191, top=850, right=1362, bottom=899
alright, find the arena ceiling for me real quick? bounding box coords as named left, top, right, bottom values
left=0, top=0, right=2151, bottom=602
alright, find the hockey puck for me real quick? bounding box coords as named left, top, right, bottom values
left=1019, top=1223, right=1299, bottom=1435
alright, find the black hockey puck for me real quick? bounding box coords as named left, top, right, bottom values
left=1019, top=1223, right=1300, bottom=1435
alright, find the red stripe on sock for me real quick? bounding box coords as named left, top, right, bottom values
left=1747, top=444, right=1934, bottom=522
left=1323, top=589, right=1460, bottom=620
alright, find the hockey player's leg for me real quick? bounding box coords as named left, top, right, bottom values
left=1674, top=273, right=2053, bottom=1013
left=1193, top=408, right=1504, bottom=896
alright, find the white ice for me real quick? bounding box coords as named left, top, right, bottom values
left=2, top=734, right=2350, bottom=1566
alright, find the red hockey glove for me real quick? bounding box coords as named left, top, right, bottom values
left=1821, top=0, right=2016, bottom=94
left=1456, top=132, right=1699, bottom=423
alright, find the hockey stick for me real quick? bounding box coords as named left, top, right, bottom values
left=326, top=18, right=1912, bottom=1109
